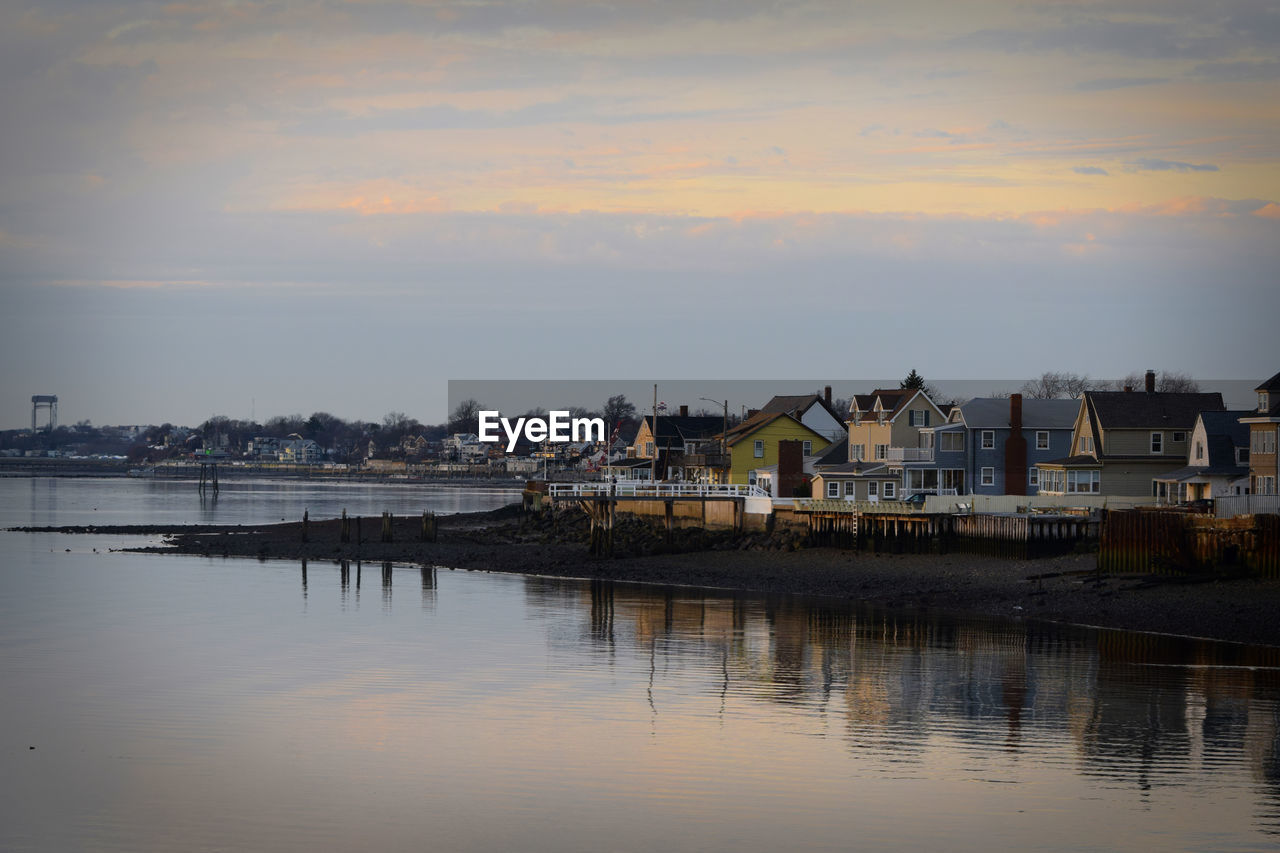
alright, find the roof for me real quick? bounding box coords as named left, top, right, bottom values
left=719, top=410, right=825, bottom=446
left=760, top=393, right=844, bottom=425
left=640, top=415, right=723, bottom=444
left=957, top=397, right=1081, bottom=430
left=1197, top=410, right=1251, bottom=470
left=1039, top=454, right=1104, bottom=468
left=1085, top=391, right=1225, bottom=431
left=1256, top=370, right=1280, bottom=394
left=813, top=461, right=894, bottom=477
left=813, top=437, right=847, bottom=466
left=848, top=387, right=944, bottom=421
left=1153, top=464, right=1245, bottom=483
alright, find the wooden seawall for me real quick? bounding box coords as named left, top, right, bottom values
left=1098, top=510, right=1280, bottom=577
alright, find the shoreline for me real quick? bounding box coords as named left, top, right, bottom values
left=13, top=507, right=1280, bottom=648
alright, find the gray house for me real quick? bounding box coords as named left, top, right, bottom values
left=945, top=395, right=1080, bottom=496
left=1152, top=410, right=1251, bottom=504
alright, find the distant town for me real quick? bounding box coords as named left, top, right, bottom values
left=6, top=368, right=1279, bottom=504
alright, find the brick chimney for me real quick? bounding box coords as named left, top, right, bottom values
left=1003, top=393, right=1027, bottom=496
left=1145, top=369, right=1156, bottom=393
left=824, top=385, right=832, bottom=406
left=679, top=404, right=688, bottom=417
left=777, top=439, right=804, bottom=497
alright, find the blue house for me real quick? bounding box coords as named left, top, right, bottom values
left=901, top=395, right=1080, bottom=497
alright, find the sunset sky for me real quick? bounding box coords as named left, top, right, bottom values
left=2, top=0, right=1277, bottom=427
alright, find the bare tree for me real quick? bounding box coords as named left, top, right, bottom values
left=1020, top=372, right=1096, bottom=399
left=602, top=394, right=637, bottom=429
left=447, top=399, right=482, bottom=435
left=1108, top=371, right=1201, bottom=393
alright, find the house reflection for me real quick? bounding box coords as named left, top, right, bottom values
left=522, top=574, right=1280, bottom=811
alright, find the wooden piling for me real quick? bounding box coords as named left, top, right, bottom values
left=341, top=509, right=350, bottom=544
left=302, top=509, right=309, bottom=543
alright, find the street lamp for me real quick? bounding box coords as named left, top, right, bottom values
left=699, top=396, right=728, bottom=484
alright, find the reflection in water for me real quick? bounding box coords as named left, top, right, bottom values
left=523, top=574, right=1280, bottom=836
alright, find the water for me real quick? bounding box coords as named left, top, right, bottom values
left=2, top=479, right=1278, bottom=851
left=2, top=476, right=521, bottom=528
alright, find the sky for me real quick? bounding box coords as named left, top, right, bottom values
left=1, top=0, right=1277, bottom=428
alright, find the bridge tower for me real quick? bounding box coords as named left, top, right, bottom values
left=31, top=395, right=58, bottom=432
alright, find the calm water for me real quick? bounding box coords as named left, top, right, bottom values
left=2, top=479, right=1279, bottom=851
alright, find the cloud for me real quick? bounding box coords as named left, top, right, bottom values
left=1073, top=166, right=1109, bottom=176
left=1127, top=158, right=1220, bottom=173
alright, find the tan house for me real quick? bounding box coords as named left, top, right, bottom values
left=1037, top=370, right=1224, bottom=498
left=1240, top=370, right=1280, bottom=496
left=845, top=388, right=952, bottom=465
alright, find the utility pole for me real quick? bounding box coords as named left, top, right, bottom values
left=650, top=383, right=657, bottom=486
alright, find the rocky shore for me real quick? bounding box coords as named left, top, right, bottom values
left=14, top=506, right=1280, bottom=647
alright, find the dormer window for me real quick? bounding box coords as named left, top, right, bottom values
left=1261, top=391, right=1271, bottom=412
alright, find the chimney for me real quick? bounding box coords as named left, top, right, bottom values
left=1003, top=393, right=1027, bottom=496
left=747, top=409, right=759, bottom=419
left=1145, top=369, right=1156, bottom=393
left=824, top=385, right=832, bottom=406
left=679, top=404, right=688, bottom=417
left=1124, top=386, right=1133, bottom=393
left=777, top=440, right=804, bottom=498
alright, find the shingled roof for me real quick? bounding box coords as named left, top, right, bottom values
left=958, top=397, right=1081, bottom=430
left=640, top=415, right=724, bottom=445
left=1085, top=391, right=1225, bottom=431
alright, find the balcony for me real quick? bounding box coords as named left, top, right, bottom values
left=881, top=447, right=934, bottom=463
left=681, top=452, right=730, bottom=469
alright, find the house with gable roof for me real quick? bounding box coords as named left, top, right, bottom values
left=758, top=386, right=847, bottom=443
left=1037, top=370, right=1225, bottom=498
left=1240, top=370, right=1280, bottom=496
left=1152, top=410, right=1251, bottom=504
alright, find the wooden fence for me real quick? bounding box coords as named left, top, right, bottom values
left=1098, top=510, right=1280, bottom=577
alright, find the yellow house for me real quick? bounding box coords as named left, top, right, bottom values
left=720, top=411, right=831, bottom=486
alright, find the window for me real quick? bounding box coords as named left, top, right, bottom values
left=909, top=410, right=930, bottom=427
left=882, top=482, right=895, bottom=499
left=1150, top=432, right=1163, bottom=454
left=941, top=432, right=963, bottom=452
left=941, top=470, right=966, bottom=493
left=827, top=481, right=839, bottom=498
left=868, top=482, right=878, bottom=498
left=1195, top=441, right=1204, bottom=461
left=851, top=444, right=865, bottom=461
left=748, top=470, right=757, bottom=485
left=1251, top=430, right=1276, bottom=454
left=754, top=439, right=764, bottom=458
left=1258, top=476, right=1277, bottom=495
left=1261, top=391, right=1270, bottom=413
left=874, top=444, right=888, bottom=460
left=802, top=440, right=812, bottom=456
left=981, top=467, right=994, bottom=486
left=645, top=441, right=654, bottom=457
left=1080, top=435, right=1095, bottom=454
left=1172, top=431, right=1186, bottom=443
left=844, top=481, right=855, bottom=497
left=981, top=430, right=995, bottom=449
left=1029, top=467, right=1039, bottom=488
left=1067, top=470, right=1100, bottom=494
left=1036, top=431, right=1050, bottom=450
left=1237, top=447, right=1249, bottom=465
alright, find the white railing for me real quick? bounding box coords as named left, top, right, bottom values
left=882, top=447, right=934, bottom=462
left=1216, top=495, right=1280, bottom=519
left=548, top=482, right=770, bottom=499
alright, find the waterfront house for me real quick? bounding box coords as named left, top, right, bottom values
left=1036, top=371, right=1224, bottom=498
left=1240, top=370, right=1280, bottom=496
left=1152, top=410, right=1251, bottom=504
left=845, top=388, right=951, bottom=466
left=930, top=395, right=1080, bottom=497
left=719, top=411, right=830, bottom=488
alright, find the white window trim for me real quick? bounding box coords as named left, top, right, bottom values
left=826, top=481, right=839, bottom=498
left=1150, top=432, right=1163, bottom=454
left=980, top=467, right=994, bottom=486
left=802, top=440, right=812, bottom=456
left=1035, top=431, right=1049, bottom=450
left=1172, top=431, right=1186, bottom=443
left=981, top=430, right=995, bottom=449
left=882, top=481, right=895, bottom=499
left=753, top=439, right=764, bottom=458
left=1029, top=467, right=1039, bottom=487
